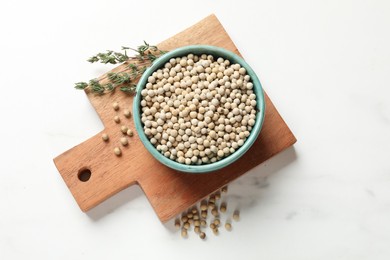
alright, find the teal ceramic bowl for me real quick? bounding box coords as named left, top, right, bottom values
left=133, top=45, right=265, bottom=173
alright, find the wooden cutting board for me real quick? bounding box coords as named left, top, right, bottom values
left=54, top=14, right=296, bottom=222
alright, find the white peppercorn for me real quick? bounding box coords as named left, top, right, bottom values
left=225, top=222, right=232, bottom=231
left=181, top=229, right=188, bottom=238
left=114, top=147, right=121, bottom=156
left=101, top=133, right=109, bottom=142
left=220, top=202, right=227, bottom=213
left=120, top=137, right=128, bottom=146
left=123, top=109, right=131, bottom=118
left=140, top=54, right=258, bottom=165
left=233, top=210, right=240, bottom=221
left=121, top=125, right=128, bottom=134
left=201, top=220, right=207, bottom=227
left=112, top=102, right=119, bottom=111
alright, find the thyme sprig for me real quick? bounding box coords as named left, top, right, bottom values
left=75, top=41, right=167, bottom=95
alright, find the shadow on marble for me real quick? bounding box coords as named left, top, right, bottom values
left=228, top=146, right=297, bottom=209
left=163, top=146, right=298, bottom=232
left=86, top=184, right=144, bottom=221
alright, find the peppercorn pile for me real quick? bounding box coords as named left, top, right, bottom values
left=140, top=54, right=257, bottom=165
left=175, top=185, right=240, bottom=240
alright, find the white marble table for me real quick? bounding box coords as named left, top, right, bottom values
left=1, top=0, right=389, bottom=259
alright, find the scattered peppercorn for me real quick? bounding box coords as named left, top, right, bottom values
left=112, top=102, right=119, bottom=111
left=176, top=186, right=241, bottom=239
left=181, top=229, right=188, bottom=238
left=225, top=222, right=232, bottom=231
left=123, top=109, right=131, bottom=118
left=233, top=210, right=240, bottom=221
left=194, top=226, right=201, bottom=234
left=174, top=219, right=180, bottom=229
left=183, top=222, right=190, bottom=230
left=220, top=202, right=227, bottom=213
left=120, top=137, right=128, bottom=146
left=121, top=125, right=128, bottom=134
left=127, top=129, right=133, bottom=137
left=101, top=133, right=109, bottom=141
left=114, top=147, right=121, bottom=156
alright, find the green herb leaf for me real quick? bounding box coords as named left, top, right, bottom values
left=104, top=83, right=114, bottom=92
left=89, top=79, right=104, bottom=94
left=120, top=84, right=136, bottom=94
left=87, top=56, right=99, bottom=63
left=74, top=82, right=88, bottom=89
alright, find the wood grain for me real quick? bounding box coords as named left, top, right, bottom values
left=53, top=14, right=296, bottom=222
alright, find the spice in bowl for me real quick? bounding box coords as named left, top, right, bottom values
left=139, top=54, right=257, bottom=166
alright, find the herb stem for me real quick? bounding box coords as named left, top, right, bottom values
left=75, top=42, right=166, bottom=95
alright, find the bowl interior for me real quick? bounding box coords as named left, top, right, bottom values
left=133, top=45, right=265, bottom=173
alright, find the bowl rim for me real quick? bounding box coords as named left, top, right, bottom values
left=133, top=45, right=266, bottom=173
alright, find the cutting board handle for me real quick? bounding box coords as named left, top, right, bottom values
left=54, top=131, right=139, bottom=211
